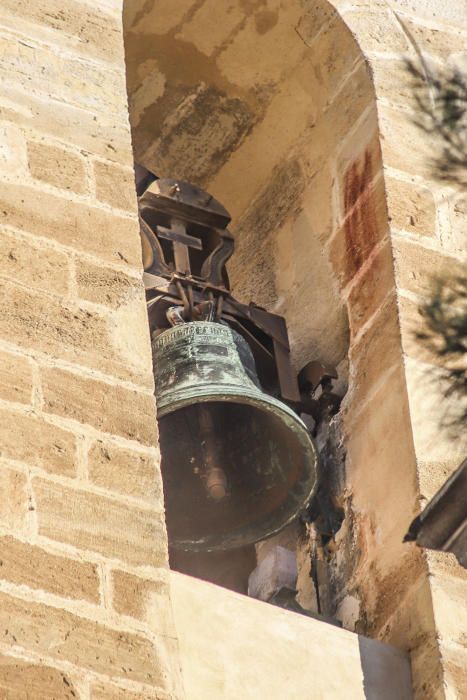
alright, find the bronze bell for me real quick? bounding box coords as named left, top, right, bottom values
left=153, top=321, right=318, bottom=552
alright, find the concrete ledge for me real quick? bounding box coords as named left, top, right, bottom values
left=170, top=571, right=412, bottom=699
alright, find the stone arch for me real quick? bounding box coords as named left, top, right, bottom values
left=122, top=2, right=442, bottom=693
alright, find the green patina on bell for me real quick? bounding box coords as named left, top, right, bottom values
left=153, top=321, right=318, bottom=552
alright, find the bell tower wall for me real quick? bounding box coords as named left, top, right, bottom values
left=0, top=1, right=183, bottom=698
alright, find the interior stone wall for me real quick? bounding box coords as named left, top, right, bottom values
left=124, top=1, right=466, bottom=698
left=0, top=1, right=184, bottom=697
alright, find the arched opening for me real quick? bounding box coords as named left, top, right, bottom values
left=123, top=0, right=388, bottom=617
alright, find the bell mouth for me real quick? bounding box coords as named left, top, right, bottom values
left=158, top=397, right=318, bottom=552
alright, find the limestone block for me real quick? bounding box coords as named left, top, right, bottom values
left=228, top=244, right=277, bottom=309
left=297, top=65, right=374, bottom=177
left=0, top=182, right=141, bottom=266
left=437, top=642, right=467, bottom=699
left=300, top=163, right=335, bottom=244
left=206, top=63, right=317, bottom=219
left=379, top=576, right=442, bottom=698
left=216, top=4, right=304, bottom=89
left=397, top=294, right=446, bottom=367
left=208, top=52, right=373, bottom=225
left=0, top=32, right=126, bottom=116
left=344, top=367, right=419, bottom=576
left=274, top=211, right=349, bottom=369
left=389, top=0, right=467, bottom=24
left=404, top=358, right=465, bottom=464
left=0, top=408, right=76, bottom=476
left=378, top=105, right=436, bottom=179
left=0, top=535, right=100, bottom=602
left=307, top=16, right=363, bottom=99
left=385, top=176, right=437, bottom=237
left=347, top=241, right=395, bottom=337
left=27, top=140, right=87, bottom=194
left=91, top=681, right=171, bottom=700
left=426, top=549, right=467, bottom=584
left=0, top=282, right=123, bottom=383
left=41, top=367, right=158, bottom=445
left=248, top=546, right=297, bottom=601
left=400, top=18, right=467, bottom=60
left=447, top=192, right=467, bottom=256
left=418, top=460, right=465, bottom=505
left=398, top=296, right=460, bottom=372
left=370, top=59, right=420, bottom=110
left=0, top=227, right=70, bottom=295
left=76, top=259, right=142, bottom=308
left=0, top=654, right=77, bottom=699
left=107, top=287, right=155, bottom=384
left=0, top=349, right=32, bottom=404
left=125, top=0, right=194, bottom=35
left=33, top=477, right=168, bottom=568
left=129, top=66, right=166, bottom=127
left=332, top=0, right=388, bottom=8
left=392, top=237, right=465, bottom=298
left=295, top=537, right=319, bottom=612
left=170, top=571, right=413, bottom=700
left=0, top=85, right=132, bottom=163
left=354, top=546, right=427, bottom=642
left=93, top=160, right=137, bottom=212
left=0, top=0, right=124, bottom=63
left=430, top=575, right=467, bottom=647
left=233, top=158, right=304, bottom=250
left=112, top=570, right=175, bottom=637
left=336, top=109, right=383, bottom=211
left=329, top=178, right=388, bottom=288
left=295, top=3, right=340, bottom=47
left=343, top=10, right=409, bottom=53
left=0, top=280, right=154, bottom=386
left=0, top=121, right=27, bottom=176
left=0, top=466, right=28, bottom=531
left=177, top=0, right=244, bottom=56
left=145, top=85, right=257, bottom=186
left=0, top=591, right=171, bottom=687
left=88, top=441, right=163, bottom=504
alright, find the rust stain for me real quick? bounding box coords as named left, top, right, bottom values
left=344, top=150, right=372, bottom=212
left=342, top=149, right=378, bottom=281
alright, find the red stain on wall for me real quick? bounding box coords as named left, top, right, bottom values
left=341, top=148, right=382, bottom=284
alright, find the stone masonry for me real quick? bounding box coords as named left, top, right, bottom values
left=0, top=1, right=183, bottom=697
